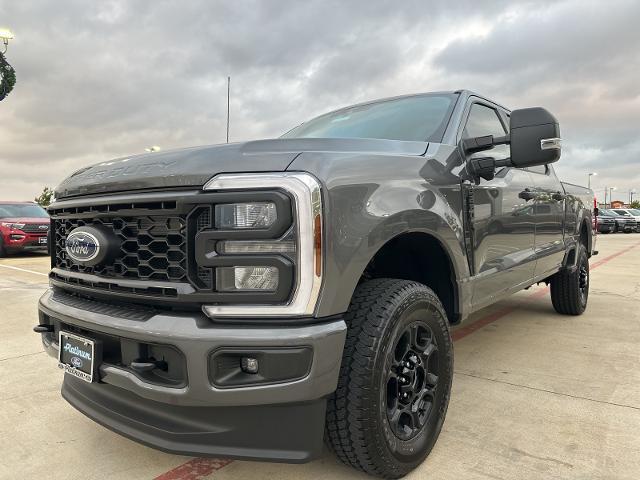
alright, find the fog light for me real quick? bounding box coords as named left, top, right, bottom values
left=215, top=202, right=276, bottom=229
left=217, top=266, right=279, bottom=291
left=241, top=357, right=259, bottom=374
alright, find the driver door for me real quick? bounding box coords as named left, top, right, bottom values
left=461, top=101, right=537, bottom=308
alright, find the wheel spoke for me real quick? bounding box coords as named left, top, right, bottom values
left=423, top=342, right=437, bottom=358
left=385, top=320, right=442, bottom=441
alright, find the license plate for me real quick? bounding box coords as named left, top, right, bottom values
left=58, top=331, right=100, bottom=383
left=38, top=236, right=48, bottom=244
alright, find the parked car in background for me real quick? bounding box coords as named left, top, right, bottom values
left=595, top=209, right=616, bottom=233
left=600, top=208, right=636, bottom=233
left=612, top=208, right=640, bottom=232
left=0, top=202, right=50, bottom=256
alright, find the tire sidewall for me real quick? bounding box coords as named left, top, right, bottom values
left=577, top=244, right=589, bottom=310
left=372, top=288, right=453, bottom=468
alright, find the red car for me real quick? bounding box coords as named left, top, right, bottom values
left=0, top=201, right=50, bottom=257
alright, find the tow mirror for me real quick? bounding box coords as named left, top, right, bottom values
left=462, top=106, right=561, bottom=183
left=510, top=107, right=561, bottom=168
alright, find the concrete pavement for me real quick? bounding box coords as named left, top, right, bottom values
left=1, top=234, right=639, bottom=479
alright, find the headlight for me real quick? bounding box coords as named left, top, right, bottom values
left=0, top=222, right=25, bottom=230
left=215, top=202, right=277, bottom=229
left=200, top=172, right=323, bottom=318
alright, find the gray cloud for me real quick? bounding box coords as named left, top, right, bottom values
left=0, top=0, right=638, bottom=203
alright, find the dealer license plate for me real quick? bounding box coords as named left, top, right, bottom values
left=58, top=331, right=99, bottom=383
left=38, top=236, right=48, bottom=244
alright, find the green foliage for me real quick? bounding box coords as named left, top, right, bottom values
left=35, top=187, right=55, bottom=207
left=630, top=200, right=640, bottom=209
left=0, top=51, right=16, bottom=101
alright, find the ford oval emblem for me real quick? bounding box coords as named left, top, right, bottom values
left=65, top=230, right=100, bottom=264
left=70, top=356, right=83, bottom=368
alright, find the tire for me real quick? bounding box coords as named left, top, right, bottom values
left=550, top=244, right=589, bottom=315
left=325, top=279, right=453, bottom=479
left=0, top=238, right=6, bottom=257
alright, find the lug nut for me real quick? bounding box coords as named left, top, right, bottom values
left=399, top=376, right=409, bottom=384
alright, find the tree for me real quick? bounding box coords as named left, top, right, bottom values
left=35, top=187, right=55, bottom=207
left=630, top=200, right=640, bottom=209
left=0, top=51, right=16, bottom=102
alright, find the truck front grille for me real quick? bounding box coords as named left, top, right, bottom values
left=53, top=215, right=188, bottom=283
left=21, top=223, right=50, bottom=233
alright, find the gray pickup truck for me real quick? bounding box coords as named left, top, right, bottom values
left=35, top=90, right=595, bottom=479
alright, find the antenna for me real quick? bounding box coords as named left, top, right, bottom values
left=226, top=76, right=230, bottom=143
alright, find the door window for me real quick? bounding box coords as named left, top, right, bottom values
left=463, top=104, right=509, bottom=160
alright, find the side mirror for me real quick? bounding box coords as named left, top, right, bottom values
left=510, top=107, right=561, bottom=168
left=461, top=106, right=561, bottom=183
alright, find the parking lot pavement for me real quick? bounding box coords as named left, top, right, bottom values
left=2, top=235, right=640, bottom=480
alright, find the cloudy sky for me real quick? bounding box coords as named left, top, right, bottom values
left=1, top=0, right=639, bottom=202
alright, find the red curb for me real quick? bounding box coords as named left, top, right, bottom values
left=154, top=458, right=233, bottom=480
left=155, top=240, right=640, bottom=479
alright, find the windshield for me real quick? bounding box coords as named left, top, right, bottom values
left=0, top=204, right=49, bottom=219
left=282, top=94, right=457, bottom=142
left=613, top=210, right=631, bottom=216
left=629, top=209, right=640, bottom=215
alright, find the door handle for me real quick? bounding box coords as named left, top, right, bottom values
left=518, top=189, right=536, bottom=201
left=552, top=191, right=566, bottom=201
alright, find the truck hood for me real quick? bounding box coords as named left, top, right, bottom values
left=0, top=217, right=50, bottom=224
left=54, top=138, right=428, bottom=198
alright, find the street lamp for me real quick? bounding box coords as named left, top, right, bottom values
left=587, top=172, right=597, bottom=189
left=0, top=28, right=13, bottom=53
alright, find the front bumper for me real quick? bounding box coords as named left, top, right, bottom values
left=38, top=288, right=346, bottom=461
left=3, top=232, right=48, bottom=251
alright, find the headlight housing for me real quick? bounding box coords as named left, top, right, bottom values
left=215, top=202, right=278, bottom=229
left=1, top=222, right=25, bottom=230
left=199, top=172, right=323, bottom=318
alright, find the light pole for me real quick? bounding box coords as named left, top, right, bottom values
left=608, top=187, right=616, bottom=207
left=587, top=172, right=597, bottom=189
left=630, top=189, right=637, bottom=205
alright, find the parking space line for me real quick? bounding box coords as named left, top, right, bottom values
left=0, top=264, right=49, bottom=277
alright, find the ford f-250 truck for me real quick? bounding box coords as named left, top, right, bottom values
left=35, top=90, right=595, bottom=479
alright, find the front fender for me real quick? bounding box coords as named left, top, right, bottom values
left=288, top=150, right=471, bottom=318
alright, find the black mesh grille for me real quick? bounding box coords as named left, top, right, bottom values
left=21, top=223, right=50, bottom=233
left=54, top=216, right=187, bottom=282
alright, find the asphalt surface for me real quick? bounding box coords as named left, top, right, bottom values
left=1, top=234, right=639, bottom=480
